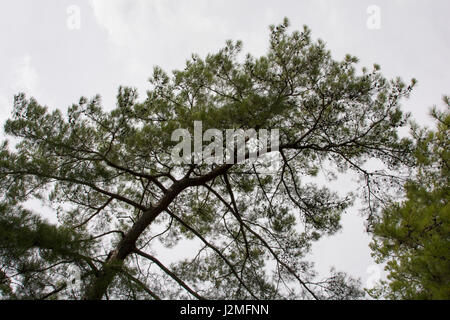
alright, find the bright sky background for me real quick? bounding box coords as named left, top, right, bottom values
left=0, top=0, right=449, bottom=291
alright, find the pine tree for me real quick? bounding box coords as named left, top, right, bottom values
left=369, top=98, right=450, bottom=300
left=0, top=19, right=416, bottom=300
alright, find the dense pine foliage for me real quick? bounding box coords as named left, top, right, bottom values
left=370, top=99, right=449, bottom=299
left=0, top=19, right=421, bottom=300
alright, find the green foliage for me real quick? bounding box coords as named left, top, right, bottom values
left=369, top=99, right=450, bottom=299
left=0, top=19, right=416, bottom=300
left=0, top=203, right=98, bottom=299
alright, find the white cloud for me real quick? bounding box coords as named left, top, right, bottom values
left=12, top=54, right=38, bottom=95
left=89, top=0, right=135, bottom=47
left=0, top=94, right=10, bottom=119
left=88, top=0, right=234, bottom=99
left=0, top=55, right=39, bottom=133
left=89, top=0, right=228, bottom=49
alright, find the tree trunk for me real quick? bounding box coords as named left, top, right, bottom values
left=83, top=164, right=235, bottom=299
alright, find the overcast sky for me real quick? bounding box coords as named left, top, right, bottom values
left=1, top=0, right=449, bottom=290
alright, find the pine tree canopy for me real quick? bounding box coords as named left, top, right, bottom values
left=0, top=19, right=417, bottom=300
left=369, top=99, right=450, bottom=300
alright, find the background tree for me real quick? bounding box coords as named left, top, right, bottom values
left=0, top=19, right=415, bottom=300
left=369, top=98, right=449, bottom=300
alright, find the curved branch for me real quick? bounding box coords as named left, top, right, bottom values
left=120, top=270, right=161, bottom=300
left=203, top=182, right=319, bottom=300
left=133, top=249, right=204, bottom=300
left=165, top=208, right=259, bottom=300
